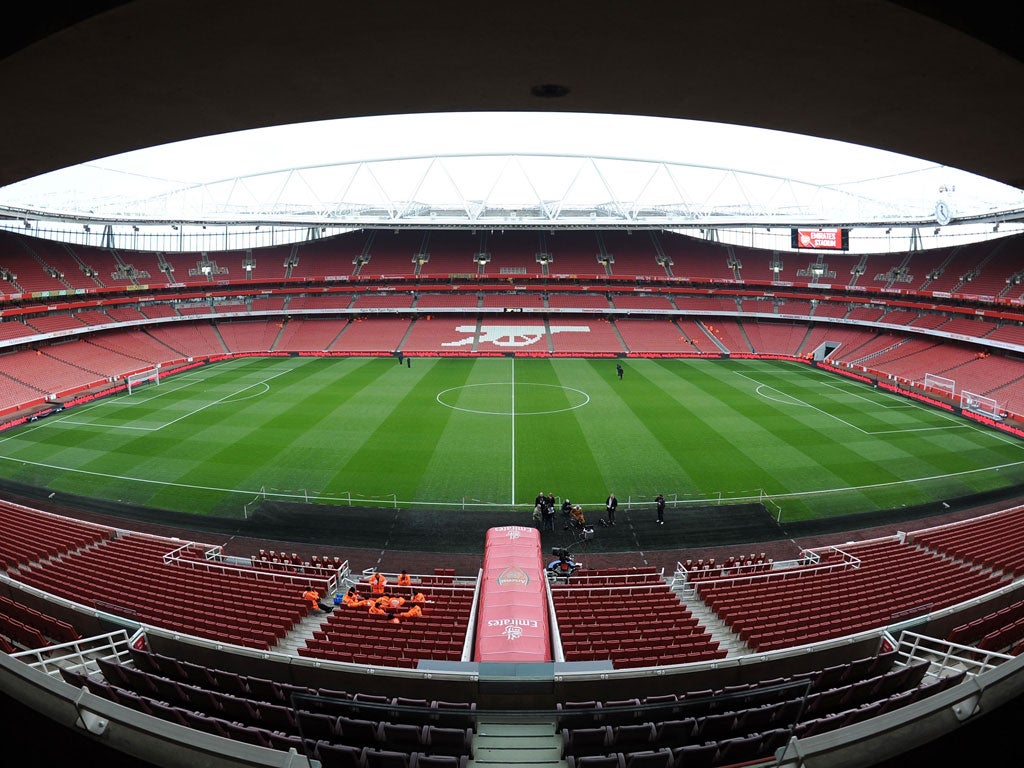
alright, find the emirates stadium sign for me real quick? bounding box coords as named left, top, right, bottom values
left=791, top=227, right=849, bottom=250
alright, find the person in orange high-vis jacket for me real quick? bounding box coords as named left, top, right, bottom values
left=303, top=587, right=331, bottom=614
left=397, top=569, right=412, bottom=595
left=368, top=602, right=386, bottom=616
left=400, top=603, right=422, bottom=619
left=343, top=587, right=372, bottom=607
left=368, top=571, right=387, bottom=595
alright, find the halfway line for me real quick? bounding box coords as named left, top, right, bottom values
left=510, top=356, right=516, bottom=506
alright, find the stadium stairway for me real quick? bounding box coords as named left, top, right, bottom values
left=674, top=588, right=753, bottom=658
left=609, top=318, right=629, bottom=354
left=471, top=714, right=562, bottom=768
left=276, top=607, right=332, bottom=655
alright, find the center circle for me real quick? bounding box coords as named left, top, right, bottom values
left=436, top=382, right=590, bottom=416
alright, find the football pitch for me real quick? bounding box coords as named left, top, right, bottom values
left=0, top=355, right=1021, bottom=522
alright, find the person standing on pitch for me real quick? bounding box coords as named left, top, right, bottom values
left=606, top=492, right=617, bottom=525
left=656, top=493, right=666, bottom=525
left=543, top=500, right=556, bottom=531
left=616, top=363, right=624, bottom=380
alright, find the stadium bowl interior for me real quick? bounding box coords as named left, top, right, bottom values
left=1, top=3, right=1024, bottom=768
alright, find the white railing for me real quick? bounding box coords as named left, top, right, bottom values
left=895, top=629, right=1012, bottom=677
left=550, top=568, right=665, bottom=588
left=162, top=540, right=346, bottom=593
left=672, top=545, right=860, bottom=599
left=13, top=629, right=132, bottom=677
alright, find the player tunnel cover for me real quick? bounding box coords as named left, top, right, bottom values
left=474, top=526, right=552, bottom=662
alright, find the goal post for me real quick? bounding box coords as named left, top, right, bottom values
left=242, top=485, right=267, bottom=519
left=923, top=373, right=955, bottom=399
left=759, top=488, right=783, bottom=523
left=126, top=367, right=161, bottom=394
left=961, top=391, right=1001, bottom=420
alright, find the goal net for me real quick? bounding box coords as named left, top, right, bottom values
left=923, top=373, right=955, bottom=399
left=961, top=391, right=1001, bottom=420
left=126, top=367, right=160, bottom=394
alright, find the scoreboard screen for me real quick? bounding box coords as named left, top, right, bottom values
left=791, top=227, right=849, bottom=251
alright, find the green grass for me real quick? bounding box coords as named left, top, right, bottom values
left=0, top=356, right=1021, bottom=521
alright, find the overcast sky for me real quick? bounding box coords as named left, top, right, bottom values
left=2, top=112, right=1021, bottom=215
left=82, top=111, right=938, bottom=185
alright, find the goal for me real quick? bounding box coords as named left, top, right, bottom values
left=126, top=367, right=161, bottom=394
left=961, top=391, right=1001, bottom=420
left=923, top=373, right=955, bottom=399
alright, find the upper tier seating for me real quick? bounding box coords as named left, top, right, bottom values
left=600, top=231, right=666, bottom=278
left=656, top=235, right=734, bottom=282
left=479, top=230, right=546, bottom=277
left=416, top=231, right=481, bottom=277
left=545, top=232, right=608, bottom=278
left=291, top=234, right=369, bottom=279
left=359, top=231, right=426, bottom=278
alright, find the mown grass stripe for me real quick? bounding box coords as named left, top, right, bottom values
left=0, top=356, right=1019, bottom=520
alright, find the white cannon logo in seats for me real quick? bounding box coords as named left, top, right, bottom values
left=442, top=324, right=590, bottom=348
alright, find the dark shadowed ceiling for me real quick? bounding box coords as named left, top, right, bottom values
left=1, top=1, right=1021, bottom=192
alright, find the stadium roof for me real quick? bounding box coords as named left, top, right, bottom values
left=1, top=113, right=1022, bottom=253
left=0, top=2, right=1022, bottom=253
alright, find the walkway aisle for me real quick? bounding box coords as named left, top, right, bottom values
left=471, top=715, right=563, bottom=768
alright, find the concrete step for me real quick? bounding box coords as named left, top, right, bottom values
left=274, top=610, right=331, bottom=654
left=675, top=587, right=753, bottom=658
left=470, top=717, right=563, bottom=768
left=472, top=745, right=562, bottom=764
left=477, top=721, right=555, bottom=737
